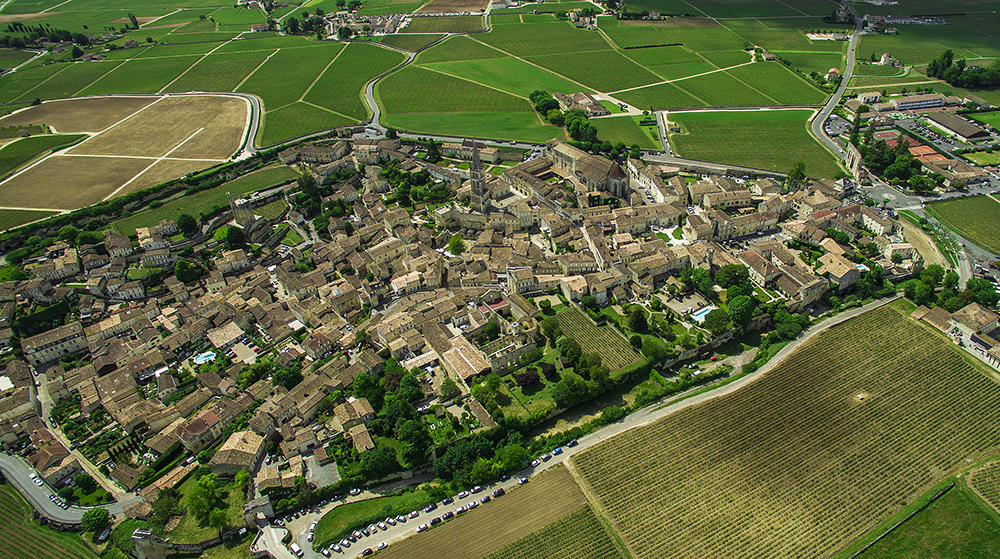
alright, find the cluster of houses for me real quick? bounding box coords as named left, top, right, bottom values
left=0, top=132, right=922, bottom=525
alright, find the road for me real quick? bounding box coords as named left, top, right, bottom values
left=288, top=296, right=899, bottom=559
left=808, top=3, right=863, bottom=157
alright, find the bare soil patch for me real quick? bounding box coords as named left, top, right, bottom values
left=110, top=16, right=159, bottom=24
left=0, top=13, right=52, bottom=25
left=416, top=0, right=489, bottom=13
left=0, top=97, right=157, bottom=133
left=375, top=465, right=587, bottom=559
left=69, top=95, right=246, bottom=159
left=119, top=158, right=211, bottom=195
left=1, top=155, right=149, bottom=209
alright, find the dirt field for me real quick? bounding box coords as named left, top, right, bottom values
left=69, top=95, right=246, bottom=159
left=1, top=155, right=149, bottom=209
left=901, top=219, right=946, bottom=268
left=416, top=0, right=489, bottom=13
left=0, top=97, right=157, bottom=133
left=116, top=158, right=213, bottom=195
left=375, top=466, right=588, bottom=559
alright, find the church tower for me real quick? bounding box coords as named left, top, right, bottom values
left=228, top=192, right=255, bottom=228
left=469, top=144, right=488, bottom=214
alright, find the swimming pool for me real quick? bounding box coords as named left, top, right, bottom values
left=691, top=305, right=717, bottom=323
left=193, top=351, right=216, bottom=365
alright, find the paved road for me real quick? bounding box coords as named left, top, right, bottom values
left=809, top=3, right=863, bottom=158
left=288, top=296, right=899, bottom=558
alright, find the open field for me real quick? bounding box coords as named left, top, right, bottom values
left=237, top=45, right=344, bottom=111
left=2, top=155, right=150, bottom=210
left=303, top=42, right=408, bottom=121
left=963, top=150, right=1000, bottom=166
left=616, top=81, right=705, bottom=110
left=925, top=195, right=1000, bottom=253
left=314, top=488, right=437, bottom=548
left=117, top=158, right=214, bottom=195
left=482, top=506, right=625, bottom=559
left=420, top=56, right=592, bottom=98
left=527, top=50, right=662, bottom=92
left=163, top=50, right=270, bottom=94
left=416, top=0, right=489, bottom=12
left=969, top=110, right=1000, bottom=130
left=673, top=70, right=774, bottom=106
left=400, top=15, right=483, bottom=33
left=169, top=478, right=246, bottom=543
left=68, top=95, right=246, bottom=159
left=379, top=33, right=446, bottom=52
left=476, top=21, right=611, bottom=57
left=0, top=133, right=85, bottom=178
left=669, top=109, right=841, bottom=177
left=258, top=101, right=353, bottom=147
left=599, top=18, right=747, bottom=52
left=592, top=115, right=660, bottom=150
left=724, top=62, right=828, bottom=105
left=782, top=51, right=845, bottom=76
left=556, top=307, right=641, bottom=372
left=379, top=65, right=530, bottom=113
left=860, top=484, right=1000, bottom=559
left=0, top=208, right=58, bottom=231
left=970, top=461, right=1000, bottom=514
left=383, top=111, right=562, bottom=143
left=77, top=55, right=202, bottom=96
left=0, top=97, right=156, bottom=133
left=374, top=466, right=589, bottom=559
left=415, top=35, right=506, bottom=63
left=573, top=306, right=1000, bottom=559
left=111, top=165, right=297, bottom=236
left=14, top=61, right=124, bottom=102
left=0, top=485, right=98, bottom=559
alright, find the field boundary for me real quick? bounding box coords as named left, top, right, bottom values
left=846, top=483, right=955, bottom=559
left=563, top=460, right=637, bottom=559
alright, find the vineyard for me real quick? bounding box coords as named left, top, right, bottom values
left=969, top=461, right=1000, bottom=514
left=0, top=486, right=97, bottom=559
left=556, top=307, right=641, bottom=372
left=572, top=306, right=1000, bottom=559
left=483, top=506, right=624, bottom=559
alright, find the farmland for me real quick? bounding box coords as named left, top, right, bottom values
left=527, top=50, right=662, bottom=92
left=668, top=110, right=842, bottom=177
left=970, top=461, right=1000, bottom=513
left=925, top=195, right=1000, bottom=253
left=0, top=133, right=85, bottom=178
left=419, top=56, right=591, bottom=98
left=303, top=42, right=408, bottom=120
left=378, top=66, right=531, bottom=114
left=399, top=15, right=483, bottom=33
left=0, top=485, right=98, bottom=559
left=257, top=102, right=352, bottom=147
left=0, top=97, right=158, bottom=134
left=379, top=33, right=445, bottom=52
left=0, top=208, right=57, bottom=231
left=555, top=307, right=641, bottom=373
left=482, top=506, right=625, bottom=559
left=373, top=466, right=590, bottom=559
left=591, top=115, right=660, bottom=150
left=572, top=306, right=1000, bottom=559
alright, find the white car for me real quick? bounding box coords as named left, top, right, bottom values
left=385, top=517, right=396, bottom=526
left=376, top=543, right=387, bottom=551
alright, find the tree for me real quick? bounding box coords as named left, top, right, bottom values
left=551, top=371, right=591, bottom=408
left=715, top=265, right=750, bottom=289
left=338, top=26, right=353, bottom=38
left=177, top=213, right=197, bottom=236
left=58, top=486, right=75, bottom=501
left=81, top=508, right=110, bottom=533
left=175, top=260, right=203, bottom=283
left=493, top=444, right=526, bottom=472
left=556, top=336, right=582, bottom=366
left=398, top=420, right=432, bottom=467
left=727, top=295, right=755, bottom=328
left=515, top=368, right=540, bottom=387
left=702, top=308, right=732, bottom=335
left=58, top=225, right=80, bottom=245
left=71, top=45, right=83, bottom=59
left=272, top=365, right=303, bottom=390
left=187, top=472, right=217, bottom=520
left=74, top=473, right=97, bottom=494
left=225, top=225, right=245, bottom=249
left=891, top=252, right=903, bottom=264
left=788, top=161, right=806, bottom=182
left=209, top=508, right=228, bottom=531
left=360, top=446, right=400, bottom=480
left=234, top=469, right=250, bottom=492
left=627, top=308, right=648, bottom=332
left=286, top=16, right=299, bottom=33
left=630, top=334, right=642, bottom=349
left=439, top=377, right=460, bottom=399
left=447, top=234, right=466, bottom=255
left=943, top=270, right=960, bottom=290
left=538, top=299, right=551, bottom=313
left=484, top=372, right=501, bottom=393
left=541, top=316, right=561, bottom=341
left=151, top=487, right=181, bottom=526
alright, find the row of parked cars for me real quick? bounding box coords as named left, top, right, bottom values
left=414, top=486, right=508, bottom=534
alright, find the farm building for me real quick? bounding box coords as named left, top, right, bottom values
left=926, top=112, right=991, bottom=143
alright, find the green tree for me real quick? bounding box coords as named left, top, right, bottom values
left=286, top=16, right=299, bottom=33
left=702, top=308, right=732, bottom=335
left=439, top=377, right=460, bottom=399
left=208, top=508, right=228, bottom=531
left=360, top=446, right=400, bottom=480
left=175, top=260, right=203, bottom=283
left=74, top=473, right=97, bottom=494
left=58, top=225, right=80, bottom=245
left=398, top=420, right=432, bottom=467
left=177, top=213, right=197, bottom=236
left=493, top=444, right=526, bottom=472
left=541, top=316, right=561, bottom=341
left=151, top=487, right=181, bottom=526
left=447, top=234, right=466, bottom=255
left=272, top=365, right=303, bottom=390
left=234, top=469, right=249, bottom=492
left=551, top=371, right=591, bottom=408
left=187, top=472, right=217, bottom=520
left=715, top=264, right=749, bottom=289
left=58, top=486, right=75, bottom=501
left=225, top=225, right=245, bottom=249
left=943, top=270, right=960, bottom=290
left=484, top=372, right=501, bottom=394
left=788, top=161, right=806, bottom=182
left=71, top=45, right=83, bottom=59
left=538, top=299, right=551, bottom=313
left=81, top=508, right=110, bottom=533
left=556, top=336, right=582, bottom=365
left=627, top=307, right=648, bottom=332
left=727, top=295, right=755, bottom=328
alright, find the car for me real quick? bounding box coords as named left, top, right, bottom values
left=442, top=511, right=454, bottom=520
left=349, top=488, right=361, bottom=496
left=500, top=475, right=509, bottom=482
left=350, top=532, right=360, bottom=541
left=377, top=542, right=387, bottom=551
left=408, top=510, right=420, bottom=519
left=471, top=486, right=483, bottom=494
left=416, top=524, right=428, bottom=533
left=567, top=439, right=578, bottom=447
left=468, top=501, right=479, bottom=509
left=361, top=549, right=373, bottom=557
left=307, top=534, right=313, bottom=542
left=385, top=517, right=396, bottom=526
left=34, top=381, right=40, bottom=387
left=541, top=453, right=552, bottom=462
left=442, top=496, right=455, bottom=505
left=340, top=539, right=351, bottom=548
left=455, top=492, right=467, bottom=500
left=519, top=477, right=528, bottom=485
left=423, top=503, right=437, bottom=513
left=330, top=544, right=342, bottom=553
left=430, top=517, right=442, bottom=525
left=456, top=505, right=467, bottom=514
left=28, top=473, right=37, bottom=480
left=531, top=459, right=540, bottom=467
left=492, top=488, right=505, bottom=498
left=274, top=519, right=284, bottom=526
left=361, top=528, right=370, bottom=537
left=368, top=524, right=378, bottom=533
left=376, top=522, right=387, bottom=530
left=34, top=479, right=43, bottom=486
left=396, top=515, right=407, bottom=523
left=552, top=447, right=563, bottom=456
left=480, top=496, right=491, bottom=504
left=311, top=521, right=318, bottom=532
left=321, top=549, right=331, bottom=557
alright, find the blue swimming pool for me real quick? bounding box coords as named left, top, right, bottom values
left=193, top=351, right=216, bottom=365
left=691, top=306, right=716, bottom=323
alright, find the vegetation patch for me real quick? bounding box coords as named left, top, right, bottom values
left=400, top=15, right=483, bottom=33
left=555, top=307, right=641, bottom=372
left=482, top=506, right=625, bottom=559
left=378, top=65, right=531, bottom=113
left=0, top=133, right=85, bottom=178
left=925, top=195, right=1000, bottom=253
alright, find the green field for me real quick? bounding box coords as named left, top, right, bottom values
left=599, top=19, right=746, bottom=52
left=78, top=56, right=201, bottom=95
left=379, top=33, right=446, bottom=52
left=400, top=16, right=483, bottom=33
left=970, top=110, right=1000, bottom=130
left=853, top=62, right=904, bottom=76
left=304, top=42, right=407, bottom=120
left=237, top=45, right=343, bottom=111
left=859, top=484, right=1000, bottom=559
left=0, top=485, right=98, bottom=559
left=592, top=115, right=660, bottom=150
left=0, top=134, right=85, bottom=178
left=0, top=208, right=58, bottom=231
left=527, top=50, right=662, bottom=92
left=724, top=62, right=828, bottom=105
left=673, top=70, right=774, bottom=106
left=698, top=49, right=752, bottom=69
left=781, top=52, right=844, bottom=76
left=555, top=307, right=641, bottom=373
left=416, top=35, right=506, bottom=63
left=483, top=506, right=626, bottom=559
left=574, top=306, right=1000, bottom=559
left=111, top=165, right=297, bottom=235
left=421, top=56, right=592, bottom=98
left=616, top=81, right=705, bottom=110
left=258, top=102, right=353, bottom=147
left=379, top=65, right=531, bottom=113
left=314, top=488, right=436, bottom=549
left=477, top=21, right=611, bottom=57
left=164, top=50, right=269, bottom=93
left=669, top=109, right=841, bottom=177
left=383, top=111, right=563, bottom=143
left=15, top=61, right=124, bottom=102
left=925, top=195, right=1000, bottom=253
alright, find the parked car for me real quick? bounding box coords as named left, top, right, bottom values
left=320, top=549, right=331, bottom=557
left=430, top=517, right=442, bottom=525
left=492, top=488, right=505, bottom=498
left=519, top=477, right=529, bottom=485
left=361, top=549, right=373, bottom=557
left=567, top=439, right=578, bottom=447
left=480, top=496, right=491, bottom=504
left=416, top=524, right=428, bottom=533
left=552, top=447, right=563, bottom=456
left=442, top=511, right=454, bottom=520
left=330, top=544, right=342, bottom=553
left=349, top=488, right=361, bottom=496
left=408, top=510, right=420, bottom=519
left=471, top=485, right=483, bottom=494
left=442, top=496, right=454, bottom=505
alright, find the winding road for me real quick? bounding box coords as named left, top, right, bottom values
left=808, top=4, right=863, bottom=158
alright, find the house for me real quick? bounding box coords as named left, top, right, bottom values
left=21, top=322, right=88, bottom=365
left=209, top=430, right=265, bottom=476
left=816, top=253, right=861, bottom=289
left=951, top=302, right=999, bottom=336
left=927, top=112, right=991, bottom=143
left=333, top=398, right=375, bottom=431
left=177, top=409, right=222, bottom=453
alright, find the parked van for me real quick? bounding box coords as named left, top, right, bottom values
left=290, top=543, right=304, bottom=557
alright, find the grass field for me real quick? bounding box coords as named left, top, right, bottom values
left=314, top=488, right=437, bottom=549
left=237, top=45, right=343, bottom=111
left=420, top=56, right=591, bottom=98
left=258, top=101, right=353, bottom=147
left=970, top=461, right=1000, bottom=514
left=0, top=208, right=57, bottom=231
left=111, top=165, right=296, bottom=235
left=379, top=65, right=530, bottom=113
left=15, top=61, right=124, bottom=102
left=169, top=478, right=246, bottom=543
left=925, top=195, right=1000, bottom=253
left=379, top=33, right=446, bottom=52
left=724, top=62, right=828, bottom=105
left=400, top=15, right=483, bottom=33
left=556, top=307, right=641, bottom=372
left=477, top=21, right=611, bottom=57
left=383, top=111, right=562, bottom=143
left=0, top=485, right=98, bottom=559
left=0, top=133, right=85, bottom=179
left=527, top=50, right=662, bottom=92
left=970, top=110, right=1000, bottom=130
left=860, top=484, right=1000, bottom=559
left=482, top=506, right=625, bottom=559
left=303, top=42, right=407, bottom=120
left=573, top=306, right=1000, bottom=559
left=374, top=466, right=590, bottom=559
left=599, top=18, right=746, bottom=52
left=669, top=109, right=841, bottom=177
left=963, top=151, right=1000, bottom=166
left=592, top=115, right=660, bottom=150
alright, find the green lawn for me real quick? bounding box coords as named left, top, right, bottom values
left=313, top=488, right=437, bottom=549
left=169, top=477, right=246, bottom=543
left=0, top=134, right=85, bottom=178
left=970, top=110, right=1000, bottom=130
left=669, top=109, right=842, bottom=178
left=111, top=165, right=297, bottom=235
left=925, top=195, right=1000, bottom=253
left=592, top=115, right=660, bottom=150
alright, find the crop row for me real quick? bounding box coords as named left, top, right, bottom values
left=969, top=461, right=1000, bottom=512
left=483, top=506, right=624, bottom=559
left=573, top=306, right=1000, bottom=559
left=556, top=308, right=640, bottom=371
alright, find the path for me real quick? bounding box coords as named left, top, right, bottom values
left=808, top=0, right=863, bottom=159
